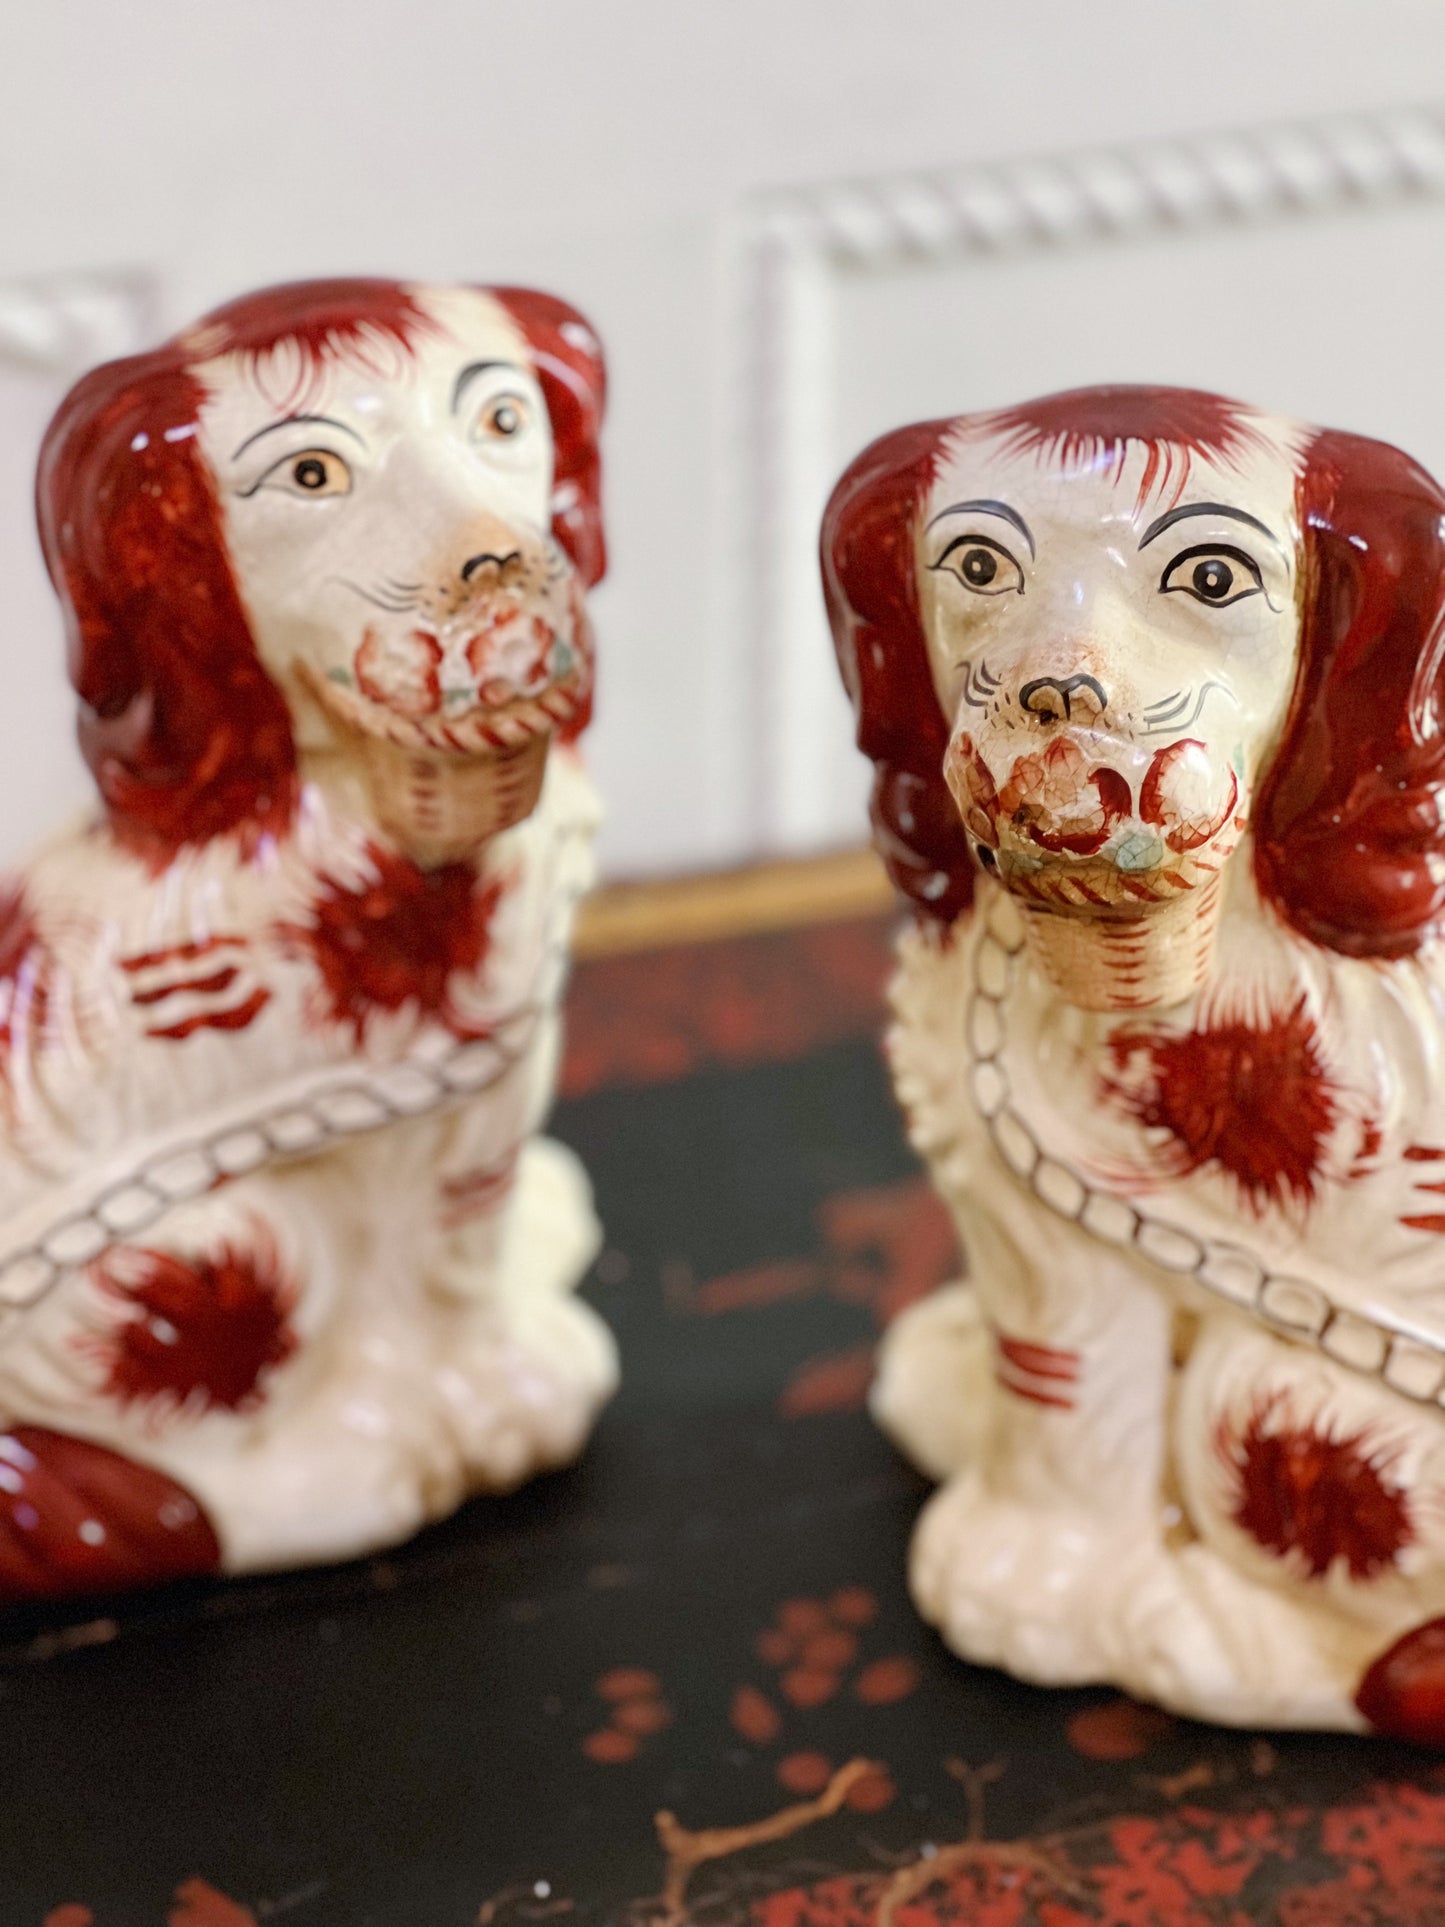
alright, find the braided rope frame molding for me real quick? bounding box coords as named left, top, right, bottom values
left=733, top=102, right=1445, bottom=852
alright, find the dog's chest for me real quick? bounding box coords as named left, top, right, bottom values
left=895, top=877, right=1445, bottom=1315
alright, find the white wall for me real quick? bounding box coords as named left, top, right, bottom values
left=1, top=1, right=1443, bottom=876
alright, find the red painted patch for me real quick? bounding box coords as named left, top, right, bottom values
left=1219, top=1398, right=1412, bottom=1581
left=0, top=1426, right=220, bottom=1600
left=1106, top=994, right=1348, bottom=1213
left=1139, top=739, right=1238, bottom=852
left=86, top=1230, right=298, bottom=1417
left=1357, top=1616, right=1445, bottom=1745
left=280, top=843, right=505, bottom=1042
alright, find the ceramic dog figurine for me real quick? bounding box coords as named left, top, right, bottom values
left=0, top=278, right=616, bottom=1596
left=823, top=385, right=1445, bottom=1745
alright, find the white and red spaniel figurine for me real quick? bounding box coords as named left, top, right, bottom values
left=0, top=278, right=617, bottom=1595
left=823, top=386, right=1445, bottom=1746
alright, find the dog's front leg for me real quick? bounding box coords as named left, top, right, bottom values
left=900, top=1162, right=1185, bottom=1688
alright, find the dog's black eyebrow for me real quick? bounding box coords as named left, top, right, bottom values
left=1138, top=501, right=1284, bottom=553
left=924, top=498, right=1035, bottom=558
left=231, top=413, right=364, bottom=462
left=452, top=359, right=528, bottom=412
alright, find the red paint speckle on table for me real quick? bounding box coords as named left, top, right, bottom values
left=781, top=1665, right=839, bottom=1709
left=778, top=1346, right=875, bottom=1418
left=778, top=1599, right=831, bottom=1637
left=613, top=1697, right=673, bottom=1737
left=776, top=1751, right=836, bottom=1796
left=581, top=1727, right=638, bottom=1764
left=86, top=1231, right=298, bottom=1417
left=596, top=1666, right=662, bottom=1701
left=1106, top=995, right=1348, bottom=1213
left=167, top=1880, right=259, bottom=1927
left=755, top=1628, right=793, bottom=1668
left=843, top=1765, right=896, bottom=1813
left=280, top=844, right=504, bottom=1042
left=828, top=1586, right=879, bottom=1626
left=1066, top=1696, right=1176, bottom=1761
left=731, top=1684, right=784, bottom=1746
left=853, top=1656, right=921, bottom=1706
left=1221, top=1399, right=1412, bottom=1580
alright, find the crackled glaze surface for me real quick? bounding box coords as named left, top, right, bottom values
left=822, top=385, right=1445, bottom=1745
left=0, top=279, right=616, bottom=1595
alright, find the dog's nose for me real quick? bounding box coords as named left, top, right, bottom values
left=459, top=548, right=522, bottom=586
left=1019, top=673, right=1108, bottom=725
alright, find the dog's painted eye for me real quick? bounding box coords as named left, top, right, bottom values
left=473, top=393, right=532, bottom=443
left=1160, top=543, right=1263, bottom=607
left=252, top=448, right=352, bottom=499
left=930, top=534, right=1025, bottom=597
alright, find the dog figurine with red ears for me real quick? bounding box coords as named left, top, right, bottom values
left=823, top=385, right=1445, bottom=1745
left=0, top=278, right=617, bottom=1595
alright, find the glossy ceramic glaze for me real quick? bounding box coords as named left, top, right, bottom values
left=0, top=279, right=616, bottom=1596
left=823, top=385, right=1445, bottom=1745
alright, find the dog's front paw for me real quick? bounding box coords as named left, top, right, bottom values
left=434, top=1294, right=618, bottom=1491
left=872, top=1281, right=989, bottom=1480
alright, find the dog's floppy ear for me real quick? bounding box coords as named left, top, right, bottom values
left=1255, top=428, right=1445, bottom=957
left=489, top=288, right=607, bottom=591
left=36, top=352, right=297, bottom=859
left=821, top=419, right=974, bottom=924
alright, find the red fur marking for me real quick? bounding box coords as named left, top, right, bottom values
left=439, top=1152, right=518, bottom=1228
left=996, top=1367, right=1075, bottom=1411
left=996, top=1331, right=1079, bottom=1382
left=1405, top=1145, right=1445, bottom=1160
left=985, top=384, right=1266, bottom=508
left=131, top=967, right=240, bottom=1005
left=280, top=844, right=505, bottom=1042
left=1402, top=1214, right=1445, bottom=1235
left=1106, top=995, right=1347, bottom=1213
left=0, top=1426, right=220, bottom=1599
left=1357, top=1617, right=1445, bottom=1745
left=0, top=881, right=47, bottom=1071
left=145, top=987, right=271, bottom=1041
left=85, top=1230, right=298, bottom=1416
left=121, top=937, right=245, bottom=972
left=1220, top=1399, right=1412, bottom=1580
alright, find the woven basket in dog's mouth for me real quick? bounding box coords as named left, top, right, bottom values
left=358, top=730, right=550, bottom=868
left=1016, top=870, right=1226, bottom=1013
